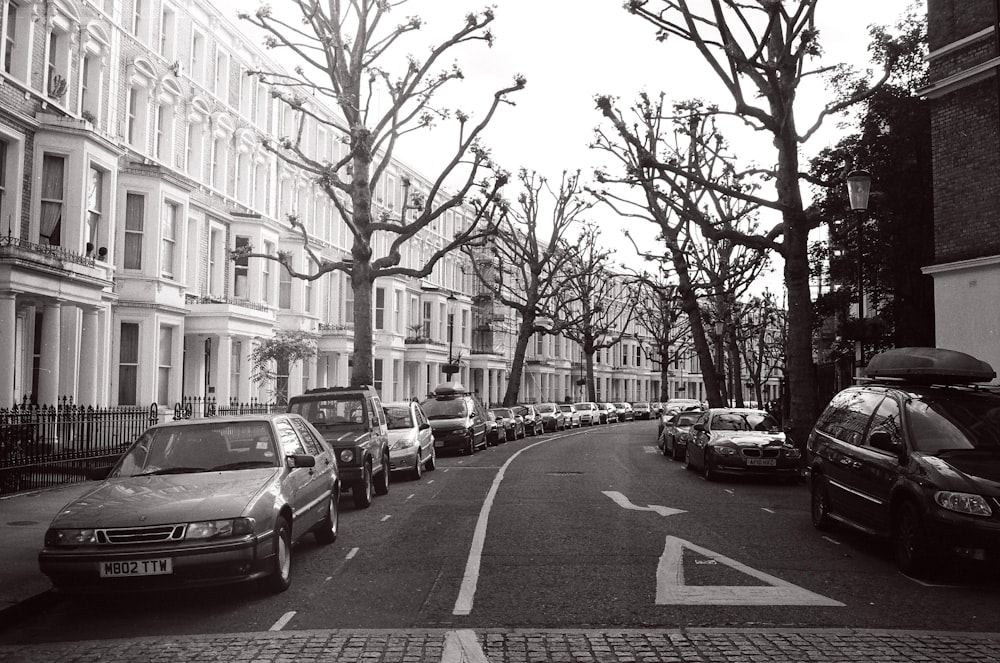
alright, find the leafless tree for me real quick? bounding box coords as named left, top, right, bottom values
left=234, top=1, right=525, bottom=385
left=598, top=0, right=901, bottom=443
left=464, top=169, right=591, bottom=406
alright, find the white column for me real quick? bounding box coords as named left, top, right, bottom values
left=0, top=293, right=15, bottom=407
left=38, top=302, right=61, bottom=404
left=337, top=353, right=350, bottom=386
left=217, top=334, right=233, bottom=405
left=79, top=308, right=99, bottom=405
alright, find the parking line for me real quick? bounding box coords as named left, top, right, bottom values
left=269, top=611, right=296, bottom=631
left=821, top=536, right=840, bottom=545
left=346, top=547, right=359, bottom=559
left=407, top=494, right=415, bottom=500
left=381, top=515, right=391, bottom=522
left=761, top=507, right=775, bottom=514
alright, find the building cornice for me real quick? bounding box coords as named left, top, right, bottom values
left=921, top=254, right=1000, bottom=275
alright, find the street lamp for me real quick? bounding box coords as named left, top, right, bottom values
left=443, top=293, right=459, bottom=379
left=846, top=168, right=871, bottom=376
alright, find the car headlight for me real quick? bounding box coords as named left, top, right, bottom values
left=391, top=437, right=418, bottom=451
left=712, top=445, right=737, bottom=456
left=339, top=449, right=355, bottom=463
left=186, top=517, right=255, bottom=540
left=783, top=446, right=801, bottom=459
left=45, top=528, right=97, bottom=547
left=935, top=491, right=993, bottom=517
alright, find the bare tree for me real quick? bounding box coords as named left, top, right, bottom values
left=464, top=169, right=591, bottom=406
left=598, top=0, right=902, bottom=444
left=734, top=292, right=786, bottom=409
left=629, top=272, right=691, bottom=402
left=235, top=2, right=525, bottom=386
left=557, top=225, right=639, bottom=403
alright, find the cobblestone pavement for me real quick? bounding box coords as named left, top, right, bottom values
left=1, top=628, right=999, bottom=663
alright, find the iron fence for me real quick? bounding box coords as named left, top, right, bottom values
left=0, top=398, right=160, bottom=496
left=172, top=397, right=280, bottom=420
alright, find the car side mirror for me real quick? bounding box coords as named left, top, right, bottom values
left=419, top=422, right=431, bottom=431
left=693, top=423, right=706, bottom=432
left=869, top=430, right=901, bottom=455
left=287, top=454, right=317, bottom=468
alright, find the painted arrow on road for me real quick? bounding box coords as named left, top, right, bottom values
left=602, top=490, right=687, bottom=517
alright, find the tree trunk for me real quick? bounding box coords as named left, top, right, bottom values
left=503, top=315, right=534, bottom=406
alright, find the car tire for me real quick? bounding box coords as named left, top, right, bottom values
left=426, top=447, right=437, bottom=471
left=810, top=475, right=835, bottom=531
left=683, top=447, right=694, bottom=471
left=263, top=517, right=292, bottom=593
left=374, top=454, right=390, bottom=496
left=314, top=491, right=340, bottom=544
left=703, top=455, right=718, bottom=481
left=410, top=453, right=423, bottom=481
left=893, top=500, right=935, bottom=577
left=353, top=462, right=374, bottom=509
left=671, top=442, right=683, bottom=462
left=465, top=437, right=475, bottom=455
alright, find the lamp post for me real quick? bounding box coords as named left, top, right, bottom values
left=846, top=169, right=871, bottom=377
left=443, top=293, right=459, bottom=380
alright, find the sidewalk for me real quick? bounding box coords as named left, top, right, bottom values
left=0, top=481, right=96, bottom=624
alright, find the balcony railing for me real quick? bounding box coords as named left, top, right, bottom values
left=185, top=293, right=271, bottom=313
left=0, top=234, right=96, bottom=268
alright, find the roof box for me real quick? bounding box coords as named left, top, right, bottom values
left=433, top=381, right=468, bottom=396
left=865, top=347, right=995, bottom=384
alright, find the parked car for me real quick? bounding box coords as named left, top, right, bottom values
left=572, top=402, right=600, bottom=426
left=631, top=402, right=653, bottom=420
left=383, top=401, right=435, bottom=480
left=595, top=402, right=613, bottom=424
left=420, top=382, right=489, bottom=455
left=491, top=407, right=524, bottom=440
left=558, top=403, right=581, bottom=428
left=650, top=402, right=664, bottom=418
left=658, top=410, right=702, bottom=461
left=684, top=407, right=800, bottom=482
left=514, top=404, right=545, bottom=436
left=613, top=402, right=634, bottom=422
left=535, top=402, right=566, bottom=432
left=603, top=403, right=619, bottom=424
left=38, top=414, right=340, bottom=594
left=288, top=385, right=390, bottom=509
left=485, top=410, right=506, bottom=445
left=664, top=398, right=705, bottom=416
left=808, top=347, right=1000, bottom=577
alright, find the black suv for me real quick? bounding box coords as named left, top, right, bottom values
left=420, top=382, right=489, bottom=455
left=807, top=347, right=1000, bottom=576
left=288, top=385, right=390, bottom=509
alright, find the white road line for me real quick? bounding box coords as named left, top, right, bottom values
left=407, top=494, right=415, bottom=500
left=821, top=536, right=841, bottom=545
left=762, top=507, right=775, bottom=514
left=441, top=629, right=489, bottom=663
left=269, top=611, right=296, bottom=631
left=428, top=479, right=435, bottom=484
left=602, top=491, right=686, bottom=517
left=346, top=547, right=359, bottom=560
left=381, top=514, right=391, bottom=522
left=452, top=437, right=552, bottom=615
left=725, top=489, right=735, bottom=495
left=643, top=446, right=659, bottom=454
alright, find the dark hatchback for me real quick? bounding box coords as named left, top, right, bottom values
left=420, top=383, right=488, bottom=455
left=808, top=347, right=1000, bottom=577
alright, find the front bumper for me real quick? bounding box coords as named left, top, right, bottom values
left=38, top=534, right=272, bottom=593
left=389, top=446, right=419, bottom=471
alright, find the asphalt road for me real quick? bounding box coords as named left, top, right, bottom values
left=3, top=420, right=1000, bottom=646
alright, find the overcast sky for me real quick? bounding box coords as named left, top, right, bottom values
left=222, top=0, right=922, bottom=293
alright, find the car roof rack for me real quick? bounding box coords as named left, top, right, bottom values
left=863, top=347, right=996, bottom=386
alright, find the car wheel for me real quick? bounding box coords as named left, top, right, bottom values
left=374, top=454, right=390, bottom=496
left=465, top=437, right=475, bottom=455
left=671, top=442, right=683, bottom=462
left=702, top=455, right=718, bottom=481
left=314, top=491, right=340, bottom=544
left=410, top=452, right=423, bottom=481
left=426, top=447, right=437, bottom=471
left=263, top=517, right=292, bottom=593
left=353, top=462, right=374, bottom=509
left=683, top=447, right=694, bottom=471
left=893, top=501, right=935, bottom=576
left=810, top=475, right=835, bottom=531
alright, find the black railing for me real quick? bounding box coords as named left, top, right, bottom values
left=173, top=396, right=280, bottom=420
left=0, top=234, right=96, bottom=267
left=0, top=397, right=159, bottom=496
left=184, top=293, right=271, bottom=313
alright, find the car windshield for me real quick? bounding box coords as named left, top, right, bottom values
left=906, top=393, right=1000, bottom=452
left=289, top=397, right=366, bottom=428
left=536, top=404, right=555, bottom=413
left=711, top=412, right=778, bottom=432
left=558, top=405, right=573, bottom=412
left=676, top=413, right=701, bottom=427
left=384, top=405, right=415, bottom=430
left=112, top=422, right=279, bottom=477
left=421, top=398, right=468, bottom=419
left=572, top=403, right=590, bottom=411
left=490, top=409, right=509, bottom=418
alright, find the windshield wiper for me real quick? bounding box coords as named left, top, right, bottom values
left=134, top=467, right=209, bottom=476
left=209, top=461, right=277, bottom=471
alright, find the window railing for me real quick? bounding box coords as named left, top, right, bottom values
left=184, top=293, right=271, bottom=313
left=0, top=234, right=96, bottom=267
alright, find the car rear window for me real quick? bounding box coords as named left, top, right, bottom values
left=421, top=398, right=467, bottom=419
left=384, top=405, right=414, bottom=430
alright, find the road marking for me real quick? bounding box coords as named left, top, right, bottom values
left=407, top=494, right=415, bottom=500
left=656, top=536, right=844, bottom=606
left=269, top=611, right=296, bottom=631
left=453, top=437, right=553, bottom=616
left=822, top=536, right=841, bottom=545
left=381, top=515, right=391, bottom=522
left=441, top=629, right=488, bottom=663
left=724, top=489, right=735, bottom=495
left=602, top=490, right=686, bottom=517
left=762, top=507, right=775, bottom=514
left=643, top=446, right=659, bottom=454
left=346, top=547, right=359, bottom=560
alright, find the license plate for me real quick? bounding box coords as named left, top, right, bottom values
left=99, top=558, right=172, bottom=578
left=746, top=458, right=776, bottom=467
left=434, top=440, right=444, bottom=448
